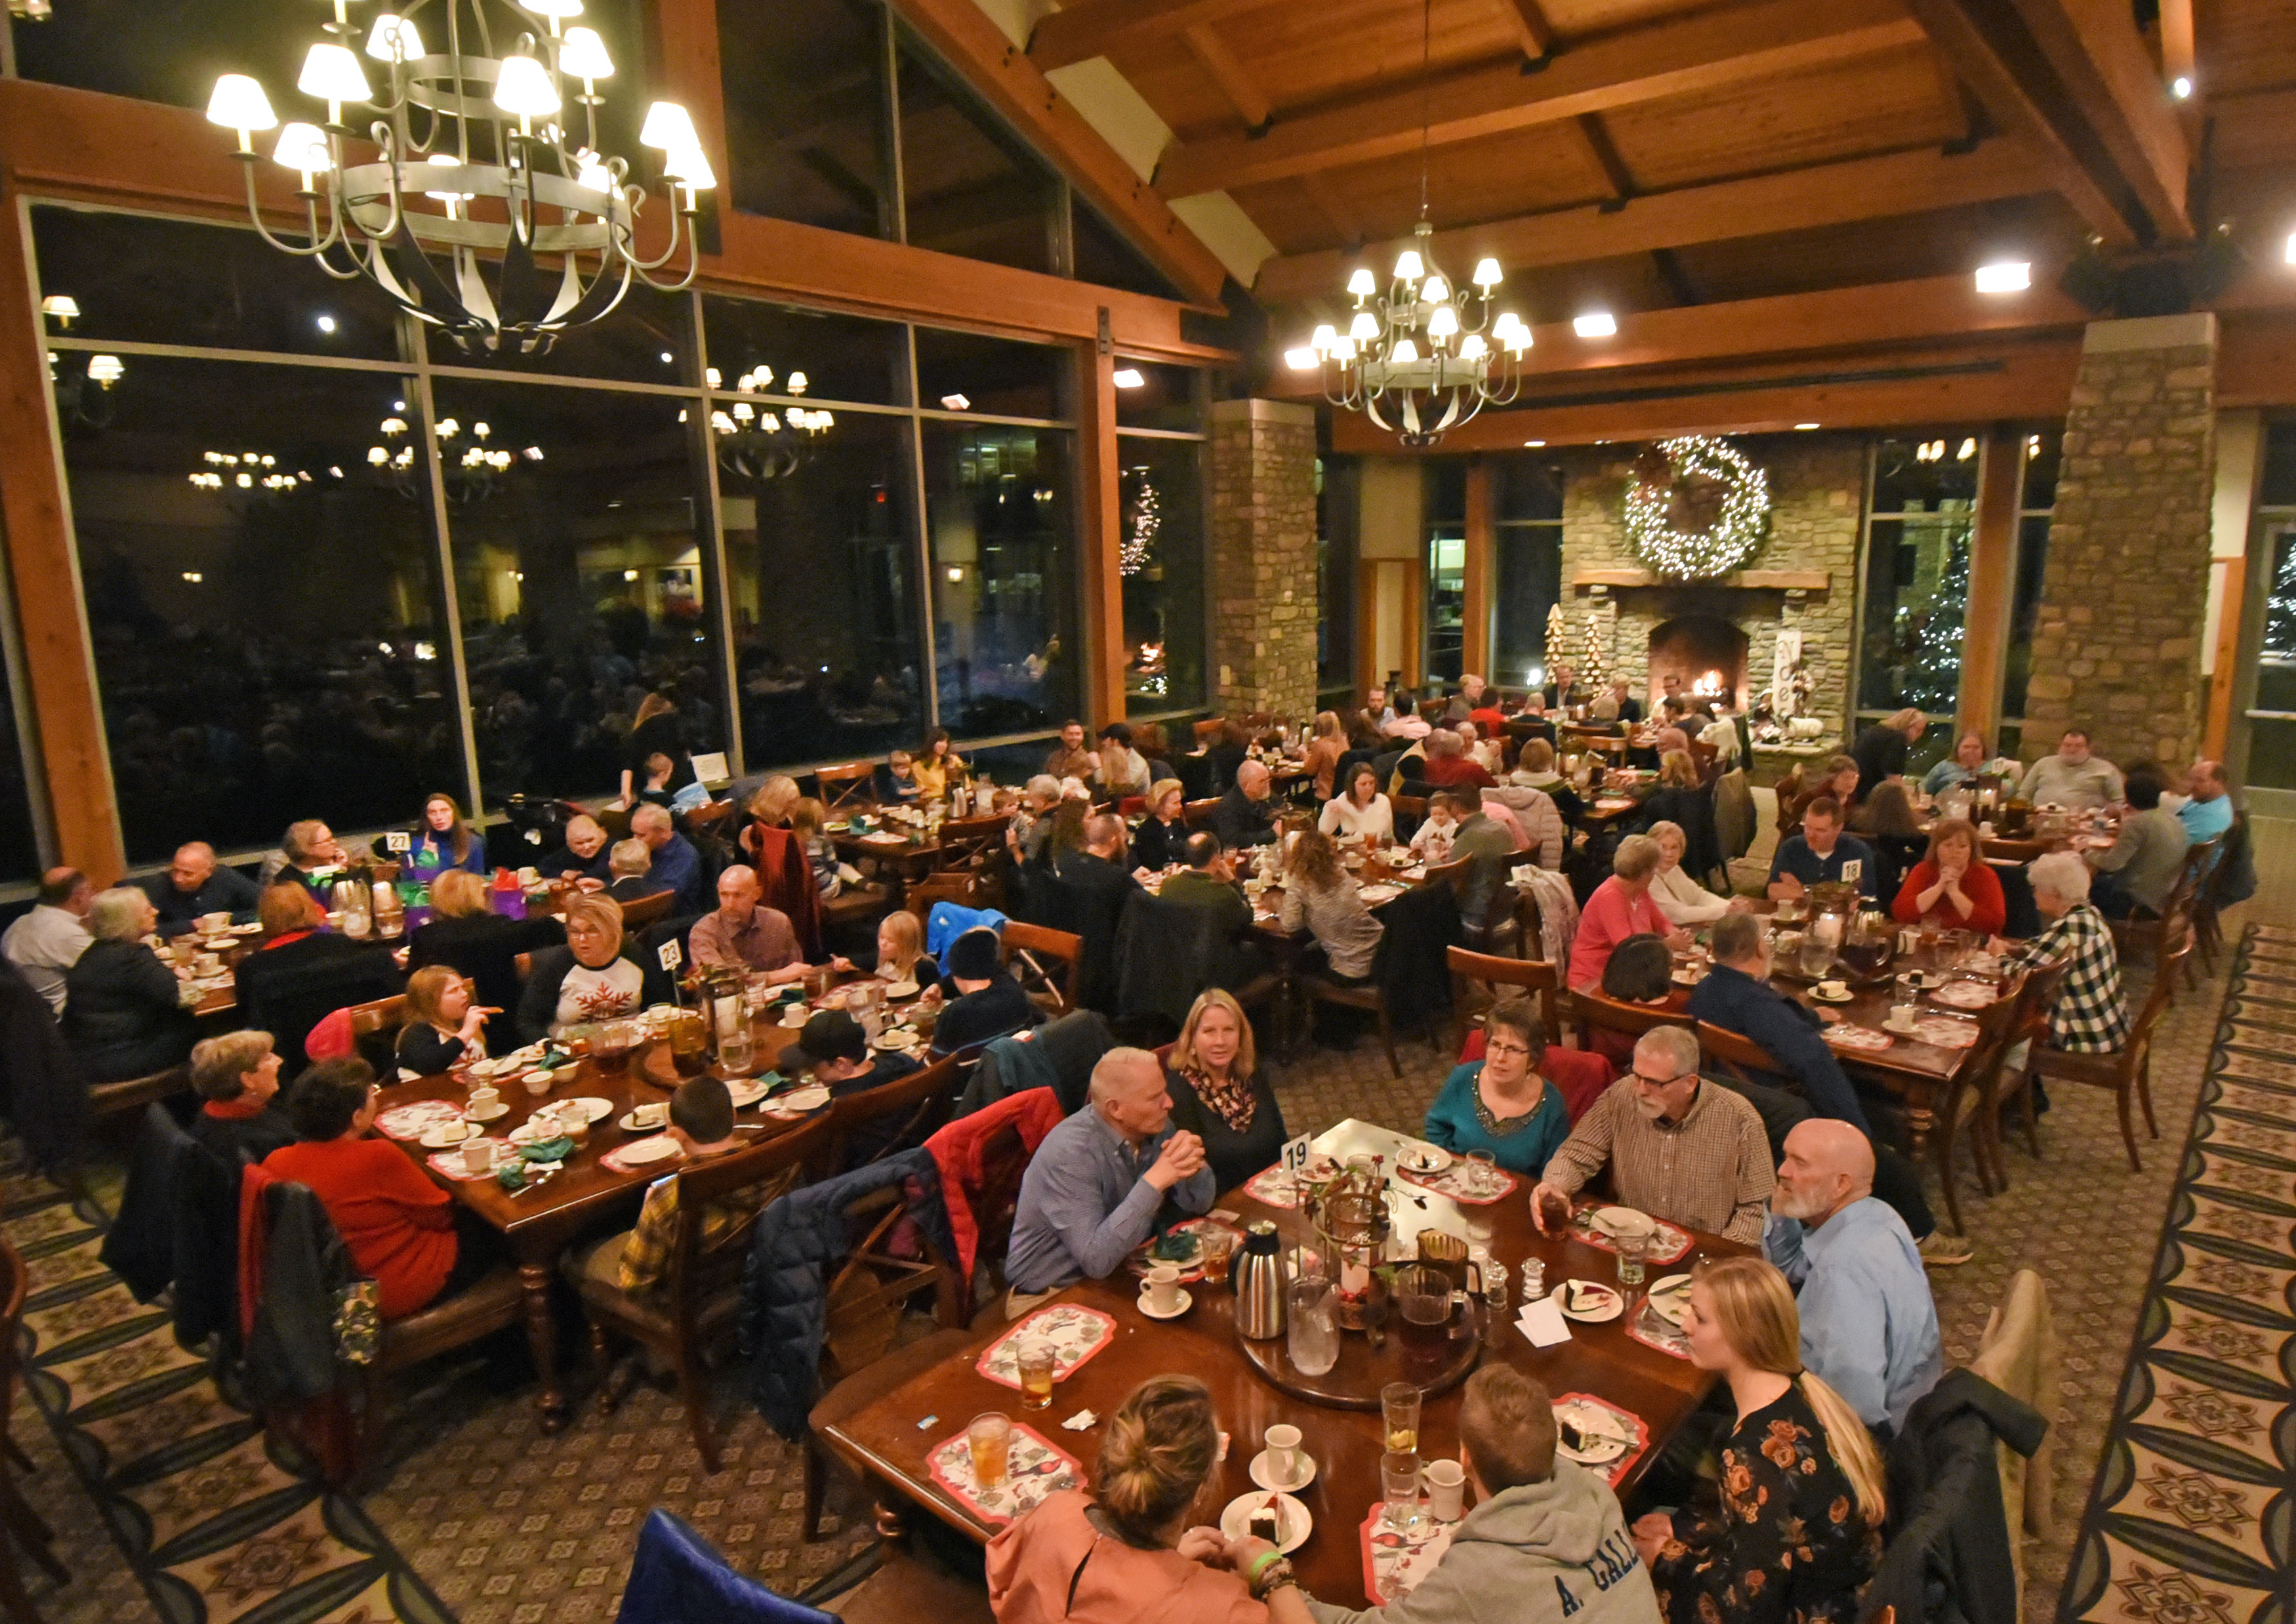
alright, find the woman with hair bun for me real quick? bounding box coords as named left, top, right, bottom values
left=987, top=1375, right=1288, bottom=1622
left=1634, top=1256, right=1886, bottom=1623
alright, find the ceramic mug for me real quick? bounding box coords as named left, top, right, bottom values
left=1146, top=1263, right=1183, bottom=1314
left=461, top=1138, right=495, bottom=1175
left=1263, top=1423, right=1305, bottom=1488
left=1423, top=1457, right=1466, bottom=1521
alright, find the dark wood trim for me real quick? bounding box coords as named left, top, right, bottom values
left=1462, top=459, right=1494, bottom=680
left=1959, top=424, right=2023, bottom=747
left=1077, top=340, right=1128, bottom=725
left=1570, top=567, right=1833, bottom=591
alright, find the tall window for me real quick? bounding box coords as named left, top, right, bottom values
left=2244, top=420, right=2296, bottom=793
left=1115, top=362, right=1208, bottom=717
left=924, top=421, right=1077, bottom=736
left=1424, top=462, right=1467, bottom=686
left=718, top=0, right=895, bottom=239
left=1317, top=457, right=1359, bottom=709
left=1998, top=430, right=2060, bottom=759
left=1492, top=457, right=1563, bottom=690
left=1855, top=436, right=1979, bottom=748
left=0, top=646, right=39, bottom=886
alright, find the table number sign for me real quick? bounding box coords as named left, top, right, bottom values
left=1282, top=1133, right=1314, bottom=1175
left=384, top=831, right=411, bottom=853
left=658, top=940, right=683, bottom=973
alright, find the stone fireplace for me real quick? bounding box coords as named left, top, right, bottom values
left=1646, top=615, right=1750, bottom=709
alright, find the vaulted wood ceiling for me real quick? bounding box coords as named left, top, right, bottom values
left=1024, top=0, right=2296, bottom=334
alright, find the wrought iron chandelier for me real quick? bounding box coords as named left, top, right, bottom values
left=1281, top=0, right=1528, bottom=446
left=708, top=402, right=834, bottom=482
left=371, top=412, right=540, bottom=501
left=205, top=0, right=712, bottom=355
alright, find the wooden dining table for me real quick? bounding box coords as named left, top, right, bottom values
left=818, top=1152, right=1750, bottom=1608
left=369, top=977, right=932, bottom=1426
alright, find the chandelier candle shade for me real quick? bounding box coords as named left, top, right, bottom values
left=1624, top=435, right=1773, bottom=580
left=205, top=0, right=712, bottom=353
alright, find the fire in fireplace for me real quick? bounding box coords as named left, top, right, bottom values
left=1647, top=615, right=1750, bottom=708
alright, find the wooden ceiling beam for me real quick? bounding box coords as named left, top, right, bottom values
left=1154, top=0, right=1927, bottom=198
left=888, top=0, right=1231, bottom=303
left=1252, top=140, right=2047, bottom=304
left=2005, top=0, right=2190, bottom=240
left=1028, top=0, right=1274, bottom=72
left=1183, top=22, right=1273, bottom=132
left=1500, top=0, right=1561, bottom=64
left=1300, top=170, right=1368, bottom=246
left=1574, top=114, right=1637, bottom=211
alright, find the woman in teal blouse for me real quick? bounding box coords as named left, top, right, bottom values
left=1423, top=996, right=1570, bottom=1175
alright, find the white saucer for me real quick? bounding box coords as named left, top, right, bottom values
left=1397, top=1145, right=1452, bottom=1175
left=1555, top=1281, right=1624, bottom=1322
left=882, top=981, right=920, bottom=1000
left=1219, top=1491, right=1309, bottom=1554
left=562, top=1096, right=613, bottom=1123
left=617, top=1110, right=672, bottom=1134
left=1137, top=1287, right=1193, bottom=1320
left=1248, top=1449, right=1317, bottom=1492
left=464, top=1101, right=509, bottom=1123
left=1808, top=988, right=1855, bottom=1005
left=420, top=1121, right=476, bottom=1148
left=775, top=1084, right=832, bottom=1113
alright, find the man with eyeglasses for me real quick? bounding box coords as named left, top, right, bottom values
left=139, top=842, right=260, bottom=935
left=1528, top=1024, right=1773, bottom=1244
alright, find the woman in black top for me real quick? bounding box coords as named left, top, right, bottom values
left=621, top=691, right=694, bottom=809
left=1162, top=988, right=1285, bottom=1193
left=63, top=888, right=195, bottom=1083
left=1202, top=718, right=1250, bottom=795
left=1132, top=780, right=1189, bottom=871
left=406, top=869, right=563, bottom=1052
left=394, top=965, right=495, bottom=1077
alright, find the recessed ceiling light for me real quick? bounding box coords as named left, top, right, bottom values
left=2171, top=75, right=2193, bottom=99
left=1975, top=260, right=2030, bottom=294
left=1111, top=367, right=1145, bottom=388
left=660, top=350, right=674, bottom=364
left=2285, top=230, right=2296, bottom=266
left=1794, top=422, right=1820, bottom=430
left=316, top=314, right=337, bottom=333
left=1523, top=440, right=1546, bottom=447
left=1572, top=312, right=1617, bottom=339
left=941, top=393, right=971, bottom=411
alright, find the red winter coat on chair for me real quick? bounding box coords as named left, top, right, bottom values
left=926, top=1087, right=1065, bottom=1295
left=747, top=824, right=824, bottom=959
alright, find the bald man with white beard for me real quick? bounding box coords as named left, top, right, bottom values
left=1765, top=1119, right=1943, bottom=1438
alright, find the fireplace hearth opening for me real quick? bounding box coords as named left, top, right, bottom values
left=1647, top=615, right=1750, bottom=709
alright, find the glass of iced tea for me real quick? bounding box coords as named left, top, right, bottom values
left=1381, top=1381, right=1422, bottom=1456
left=1015, top=1342, right=1056, bottom=1410
left=967, top=1412, right=1011, bottom=1489
left=1199, top=1230, right=1233, bottom=1287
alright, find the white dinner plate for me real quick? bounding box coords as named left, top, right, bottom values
left=617, top=1110, right=672, bottom=1135
left=564, top=1096, right=615, bottom=1124
left=420, top=1121, right=476, bottom=1148
left=1553, top=1402, right=1630, bottom=1465
left=774, top=1084, right=831, bottom=1113
left=1555, top=1281, right=1624, bottom=1322
left=615, top=1135, right=682, bottom=1166
left=1646, top=1274, right=1694, bottom=1327
left=1397, top=1144, right=1452, bottom=1175
left=1590, top=1206, right=1654, bottom=1239
left=1219, top=1492, right=1310, bottom=1554
left=882, top=981, right=920, bottom=1000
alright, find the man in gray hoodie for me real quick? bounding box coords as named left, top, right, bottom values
left=1220, top=1365, right=1660, bottom=1624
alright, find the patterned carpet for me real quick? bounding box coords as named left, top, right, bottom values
left=2053, top=922, right=2296, bottom=1624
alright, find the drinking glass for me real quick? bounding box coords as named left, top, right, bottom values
left=1015, top=1343, right=1056, bottom=1411
left=1382, top=1451, right=1424, bottom=1530
left=1381, top=1383, right=1422, bottom=1456
left=967, top=1413, right=1012, bottom=1489
left=1616, top=1232, right=1650, bottom=1294
left=1199, top=1230, right=1233, bottom=1287
left=1286, top=1277, right=1340, bottom=1376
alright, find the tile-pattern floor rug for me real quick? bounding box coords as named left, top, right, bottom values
left=2055, top=921, right=2296, bottom=1624
left=0, top=1154, right=453, bottom=1624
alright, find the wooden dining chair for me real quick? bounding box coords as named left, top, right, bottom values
left=2028, top=919, right=2193, bottom=1173
left=1446, top=947, right=1564, bottom=1052
left=1929, top=978, right=2031, bottom=1230
left=344, top=993, right=411, bottom=1072
left=617, top=890, right=678, bottom=932
left=1389, top=793, right=1427, bottom=840
left=2192, top=810, right=2247, bottom=979
left=1180, top=797, right=1221, bottom=830
left=1570, top=989, right=1692, bottom=1062
left=681, top=799, right=734, bottom=842
left=815, top=762, right=878, bottom=812
left=0, top=1237, right=67, bottom=1623
left=1192, top=717, right=1227, bottom=745
left=932, top=814, right=1011, bottom=875
left=823, top=1054, right=961, bottom=1171
left=571, top=1115, right=834, bottom=1474
left=2109, top=838, right=2214, bottom=975
left=1001, top=921, right=1082, bottom=1016
left=1983, top=953, right=2072, bottom=1178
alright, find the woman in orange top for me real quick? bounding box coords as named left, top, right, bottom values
left=263, top=1058, right=499, bottom=1318
left=1889, top=818, right=2007, bottom=937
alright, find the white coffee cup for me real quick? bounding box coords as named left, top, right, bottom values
left=198, top=911, right=231, bottom=934
left=1424, top=1457, right=1466, bottom=1521
left=1818, top=979, right=1848, bottom=1000
left=468, top=1085, right=501, bottom=1114
left=1146, top=1263, right=1183, bottom=1314
left=1264, top=1423, right=1305, bottom=1486
left=461, top=1138, right=495, bottom=1175
left=1885, top=1006, right=1919, bottom=1032
left=517, top=866, right=540, bottom=886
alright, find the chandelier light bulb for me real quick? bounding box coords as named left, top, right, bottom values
left=40, top=295, right=80, bottom=325
left=364, top=14, right=424, bottom=62
left=298, top=43, right=373, bottom=121
left=1426, top=303, right=1459, bottom=339
left=558, top=26, right=614, bottom=82
left=760, top=412, right=782, bottom=432
left=1458, top=333, right=1487, bottom=360
left=205, top=75, right=278, bottom=148
left=493, top=51, right=562, bottom=121
left=1349, top=312, right=1380, bottom=342
left=573, top=150, right=615, bottom=195
left=1310, top=323, right=1337, bottom=352
left=731, top=402, right=754, bottom=421
left=711, top=411, right=736, bottom=434
left=664, top=142, right=716, bottom=192
left=1389, top=337, right=1419, bottom=364
left=640, top=100, right=701, bottom=154
left=273, top=122, right=332, bottom=185
left=86, top=354, right=125, bottom=385
left=1420, top=275, right=1449, bottom=305
left=1393, top=250, right=1424, bottom=284
left=786, top=371, right=808, bottom=394
left=520, top=0, right=584, bottom=17
left=1346, top=268, right=1377, bottom=299
left=1472, top=258, right=1503, bottom=288
left=1328, top=336, right=1355, bottom=361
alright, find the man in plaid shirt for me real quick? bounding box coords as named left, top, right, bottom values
left=1996, top=851, right=2129, bottom=1052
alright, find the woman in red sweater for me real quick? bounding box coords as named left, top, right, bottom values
left=264, top=1058, right=500, bottom=1318
left=1890, top=818, right=2007, bottom=937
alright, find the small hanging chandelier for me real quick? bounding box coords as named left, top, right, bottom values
left=205, top=0, right=713, bottom=354
left=1281, top=0, right=1528, bottom=446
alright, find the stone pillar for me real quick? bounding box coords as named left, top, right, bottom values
left=2022, top=314, right=2217, bottom=765
left=1208, top=398, right=1319, bottom=720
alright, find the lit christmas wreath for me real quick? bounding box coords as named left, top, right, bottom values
left=1625, top=435, right=1771, bottom=579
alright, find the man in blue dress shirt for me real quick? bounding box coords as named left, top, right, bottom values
left=1767, top=797, right=1878, bottom=901
left=1004, top=1048, right=1215, bottom=1306
left=629, top=803, right=710, bottom=915
left=2176, top=759, right=2234, bottom=844
left=1765, top=1118, right=1942, bottom=1439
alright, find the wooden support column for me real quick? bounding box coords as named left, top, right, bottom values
left=1076, top=330, right=1128, bottom=726
left=1462, top=458, right=1494, bottom=681
left=1958, top=424, right=2021, bottom=747
left=0, top=181, right=119, bottom=883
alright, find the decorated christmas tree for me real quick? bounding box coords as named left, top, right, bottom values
left=1544, top=601, right=1568, bottom=673
left=1582, top=612, right=1609, bottom=689
left=1893, top=531, right=1968, bottom=714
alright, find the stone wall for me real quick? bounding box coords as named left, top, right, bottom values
left=1549, top=438, right=1865, bottom=736
left=1208, top=398, right=1320, bottom=720
left=2021, top=314, right=2217, bottom=767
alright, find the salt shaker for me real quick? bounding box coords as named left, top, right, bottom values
left=1520, top=1259, right=1546, bottom=1302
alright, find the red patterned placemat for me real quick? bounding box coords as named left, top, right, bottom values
left=1821, top=1024, right=1895, bottom=1054
left=1552, top=1393, right=1651, bottom=1488
left=925, top=1423, right=1080, bottom=1526
left=1242, top=1165, right=1306, bottom=1209
left=1360, top=1503, right=1458, bottom=1605
left=976, top=1304, right=1118, bottom=1391
left=1911, top=1016, right=1981, bottom=1049
left=1396, top=1160, right=1520, bottom=1205
left=600, top=1138, right=686, bottom=1175
left=1568, top=1211, right=1693, bottom=1266
left=1622, top=1297, right=1693, bottom=1361
left=375, top=1100, right=466, bottom=1142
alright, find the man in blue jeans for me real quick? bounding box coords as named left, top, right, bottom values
left=1687, top=911, right=1973, bottom=1266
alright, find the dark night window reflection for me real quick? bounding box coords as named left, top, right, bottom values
left=718, top=410, right=926, bottom=766
left=53, top=356, right=461, bottom=863
left=1118, top=436, right=1205, bottom=715
left=1857, top=437, right=1978, bottom=716
left=1494, top=459, right=1563, bottom=687
left=1113, top=360, right=1202, bottom=433
left=1074, top=205, right=1182, bottom=302
left=924, top=422, right=1077, bottom=736
left=914, top=327, right=1065, bottom=422
left=427, top=278, right=695, bottom=386
left=434, top=382, right=724, bottom=805
left=719, top=0, right=894, bottom=239
left=703, top=296, right=909, bottom=407
left=895, top=27, right=1061, bottom=276
left=0, top=656, right=37, bottom=886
